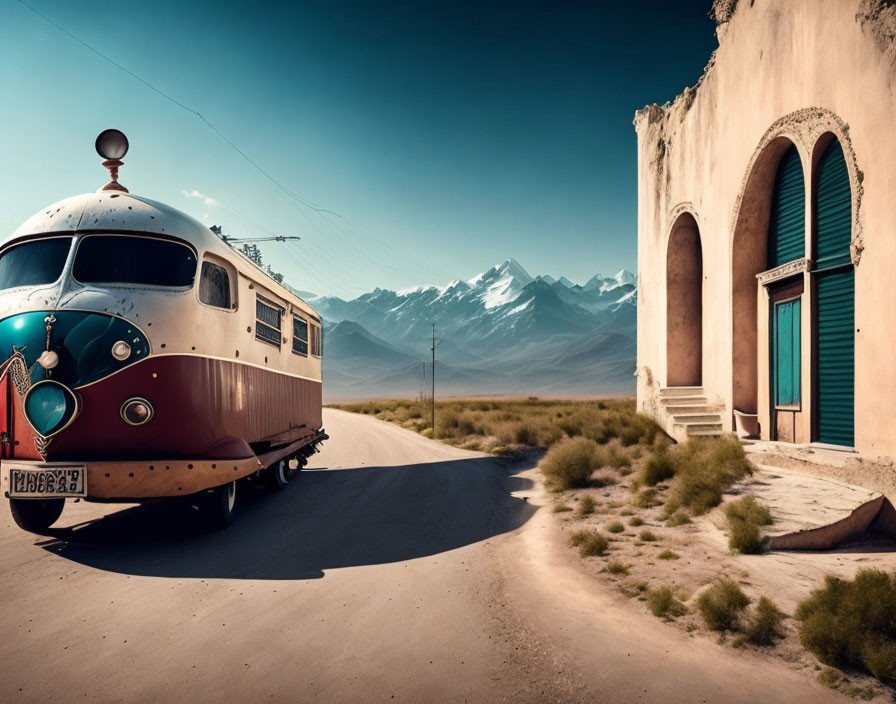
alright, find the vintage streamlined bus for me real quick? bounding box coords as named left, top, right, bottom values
left=0, top=130, right=326, bottom=533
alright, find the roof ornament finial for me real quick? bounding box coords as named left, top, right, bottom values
left=95, top=129, right=129, bottom=193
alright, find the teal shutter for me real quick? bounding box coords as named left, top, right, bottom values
left=815, top=141, right=852, bottom=268
left=814, top=139, right=854, bottom=447
left=774, top=299, right=800, bottom=407
left=768, top=146, right=806, bottom=268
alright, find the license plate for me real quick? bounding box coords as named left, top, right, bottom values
left=7, top=466, right=86, bottom=498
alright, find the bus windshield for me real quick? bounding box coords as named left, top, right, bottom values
left=0, top=238, right=72, bottom=291
left=73, top=235, right=197, bottom=287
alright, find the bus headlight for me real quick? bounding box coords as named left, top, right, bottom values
left=121, top=397, right=153, bottom=426
left=111, top=340, right=131, bottom=361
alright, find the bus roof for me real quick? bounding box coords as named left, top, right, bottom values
left=6, top=191, right=319, bottom=319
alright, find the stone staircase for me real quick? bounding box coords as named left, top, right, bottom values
left=658, top=386, right=725, bottom=442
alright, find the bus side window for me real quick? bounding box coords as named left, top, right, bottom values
left=310, top=323, right=322, bottom=357
left=199, top=260, right=233, bottom=309
left=292, top=315, right=308, bottom=356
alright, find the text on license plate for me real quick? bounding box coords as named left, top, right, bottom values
left=9, top=467, right=86, bottom=498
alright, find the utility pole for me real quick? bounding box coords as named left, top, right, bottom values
left=431, top=323, right=436, bottom=432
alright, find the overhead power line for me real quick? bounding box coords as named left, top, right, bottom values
left=16, top=0, right=458, bottom=286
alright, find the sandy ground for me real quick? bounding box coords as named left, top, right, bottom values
left=0, top=409, right=849, bottom=703
left=550, top=454, right=896, bottom=700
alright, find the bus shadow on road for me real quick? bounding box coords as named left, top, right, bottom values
left=36, top=456, right=537, bottom=580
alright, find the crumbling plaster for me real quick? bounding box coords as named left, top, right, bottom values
left=635, top=0, right=896, bottom=460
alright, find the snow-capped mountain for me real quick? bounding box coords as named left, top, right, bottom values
left=310, top=259, right=636, bottom=399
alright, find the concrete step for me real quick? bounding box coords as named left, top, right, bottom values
left=659, top=394, right=709, bottom=405
left=662, top=403, right=724, bottom=414
left=671, top=413, right=723, bottom=424
left=687, top=428, right=726, bottom=437
left=674, top=422, right=724, bottom=434
left=659, top=386, right=704, bottom=398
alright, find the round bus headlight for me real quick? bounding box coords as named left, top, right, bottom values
left=111, top=340, right=131, bottom=361
left=121, top=397, right=153, bottom=426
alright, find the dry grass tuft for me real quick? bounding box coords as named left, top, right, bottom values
left=796, top=569, right=896, bottom=683
left=742, top=596, right=786, bottom=646
left=647, top=586, right=687, bottom=619
left=628, top=516, right=644, bottom=527
left=666, top=511, right=691, bottom=527
left=725, top=496, right=773, bottom=554
left=665, top=436, right=754, bottom=516
left=658, top=550, right=680, bottom=560
left=697, top=578, right=750, bottom=632
left=606, top=520, right=625, bottom=534
left=639, top=530, right=658, bottom=542
left=569, top=529, right=609, bottom=557
left=641, top=447, right=676, bottom=486
left=607, top=560, right=630, bottom=575
left=552, top=503, right=573, bottom=514
left=576, top=495, right=597, bottom=517
left=541, top=437, right=604, bottom=490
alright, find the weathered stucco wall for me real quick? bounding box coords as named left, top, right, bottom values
left=635, top=0, right=896, bottom=461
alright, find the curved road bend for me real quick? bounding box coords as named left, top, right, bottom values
left=0, top=409, right=844, bottom=703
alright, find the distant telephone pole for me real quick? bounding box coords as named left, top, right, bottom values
left=431, top=323, right=436, bottom=432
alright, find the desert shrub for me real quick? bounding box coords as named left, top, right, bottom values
left=639, top=530, right=657, bottom=542
left=576, top=495, right=597, bottom=517
left=658, top=550, right=679, bottom=560
left=648, top=586, right=687, bottom=618
left=726, top=495, right=772, bottom=525
left=742, top=597, right=785, bottom=646
left=628, top=516, right=644, bottom=527
left=641, top=447, right=676, bottom=486
left=725, top=496, right=773, bottom=553
left=607, top=561, right=629, bottom=575
left=632, top=488, right=660, bottom=508
left=540, top=437, right=603, bottom=490
left=666, top=436, right=753, bottom=515
left=796, top=569, right=896, bottom=682
left=666, top=512, right=691, bottom=527
left=605, top=442, right=632, bottom=469
left=606, top=520, right=624, bottom=534
left=697, top=578, right=750, bottom=632
left=569, top=529, right=609, bottom=557
left=552, top=503, right=573, bottom=513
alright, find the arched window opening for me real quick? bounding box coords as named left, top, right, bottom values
left=666, top=213, right=703, bottom=387
left=732, top=137, right=800, bottom=416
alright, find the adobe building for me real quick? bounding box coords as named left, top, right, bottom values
left=634, top=0, right=896, bottom=462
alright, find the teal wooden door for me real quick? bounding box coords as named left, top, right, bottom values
left=773, top=299, right=801, bottom=407
left=814, top=140, right=854, bottom=447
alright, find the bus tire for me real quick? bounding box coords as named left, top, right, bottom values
left=9, top=498, right=65, bottom=534
left=267, top=459, right=289, bottom=490
left=203, top=481, right=237, bottom=528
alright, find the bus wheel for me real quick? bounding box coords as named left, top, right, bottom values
left=9, top=498, right=65, bottom=534
left=267, top=459, right=289, bottom=491
left=203, top=481, right=237, bottom=528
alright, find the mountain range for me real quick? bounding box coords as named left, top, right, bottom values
left=300, top=259, right=636, bottom=400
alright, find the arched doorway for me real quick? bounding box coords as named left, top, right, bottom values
left=666, top=213, right=703, bottom=387
left=813, top=136, right=854, bottom=447
left=731, top=138, right=804, bottom=416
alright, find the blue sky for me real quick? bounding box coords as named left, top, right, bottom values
left=0, top=0, right=717, bottom=298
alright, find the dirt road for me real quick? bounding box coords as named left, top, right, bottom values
left=0, top=409, right=843, bottom=703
